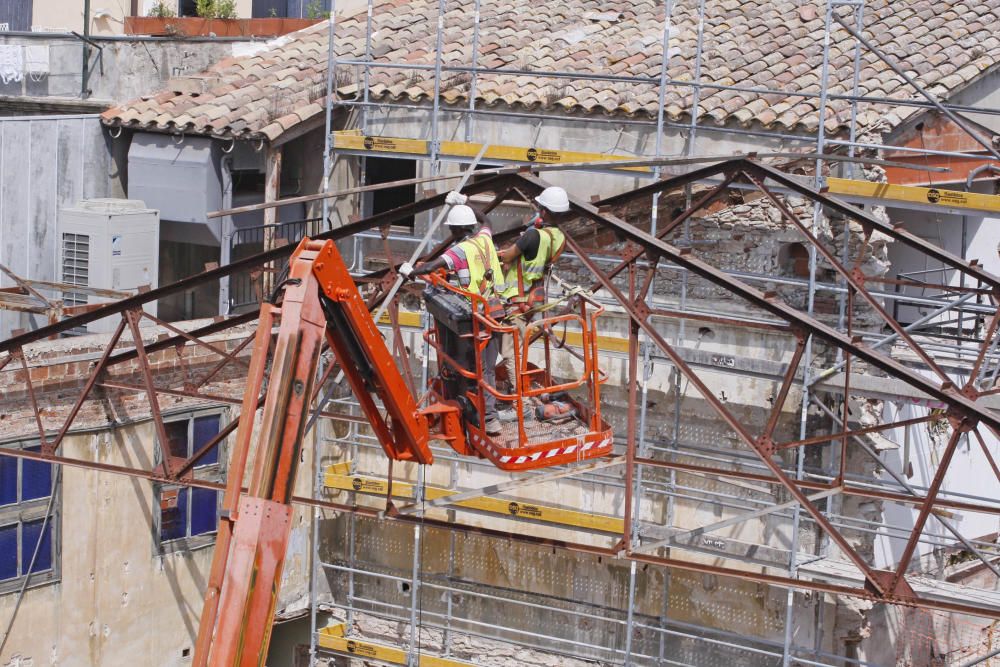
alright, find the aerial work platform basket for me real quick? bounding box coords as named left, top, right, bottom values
left=422, top=273, right=613, bottom=471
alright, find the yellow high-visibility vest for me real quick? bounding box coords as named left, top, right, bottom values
left=452, top=230, right=507, bottom=318
left=502, top=226, right=565, bottom=301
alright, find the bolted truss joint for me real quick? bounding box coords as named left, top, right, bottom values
left=867, top=570, right=918, bottom=603
left=849, top=266, right=867, bottom=286
left=755, top=435, right=776, bottom=458
left=945, top=407, right=979, bottom=433
left=632, top=300, right=652, bottom=322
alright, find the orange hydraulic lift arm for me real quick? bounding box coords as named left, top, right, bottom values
left=192, top=238, right=434, bottom=666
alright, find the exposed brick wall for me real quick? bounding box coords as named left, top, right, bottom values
left=0, top=323, right=256, bottom=442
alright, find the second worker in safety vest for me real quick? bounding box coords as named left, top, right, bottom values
left=495, top=186, right=568, bottom=415
left=400, top=191, right=508, bottom=436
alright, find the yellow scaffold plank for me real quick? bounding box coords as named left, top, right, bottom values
left=324, top=470, right=623, bottom=534
left=334, top=131, right=1000, bottom=213
left=825, top=177, right=1000, bottom=214
left=318, top=624, right=475, bottom=666
left=333, top=131, right=650, bottom=172
left=376, top=309, right=422, bottom=327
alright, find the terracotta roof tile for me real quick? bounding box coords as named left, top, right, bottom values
left=103, top=0, right=1000, bottom=141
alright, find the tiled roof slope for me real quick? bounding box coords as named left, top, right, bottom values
left=102, top=0, right=1000, bottom=142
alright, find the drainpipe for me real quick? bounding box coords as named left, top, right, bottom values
left=81, top=0, right=91, bottom=98
left=219, top=155, right=234, bottom=315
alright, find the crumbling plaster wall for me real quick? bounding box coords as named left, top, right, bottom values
left=0, top=322, right=318, bottom=666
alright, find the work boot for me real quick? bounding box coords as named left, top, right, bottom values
left=485, top=417, right=503, bottom=435
left=498, top=403, right=530, bottom=423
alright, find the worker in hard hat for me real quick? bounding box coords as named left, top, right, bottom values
left=495, top=186, right=569, bottom=411
left=400, top=191, right=508, bottom=436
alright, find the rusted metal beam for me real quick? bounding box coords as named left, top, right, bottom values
left=16, top=348, right=48, bottom=450
left=563, top=232, right=890, bottom=596
left=761, top=334, right=807, bottom=441
left=518, top=172, right=1000, bottom=433
left=0, top=442, right=992, bottom=618
left=174, top=411, right=246, bottom=479
left=746, top=168, right=954, bottom=385
left=973, top=428, right=1000, bottom=485
left=125, top=309, right=176, bottom=476
left=195, top=330, right=258, bottom=390
left=633, top=456, right=1000, bottom=516
left=139, top=311, right=250, bottom=369
left=106, top=311, right=259, bottom=368
left=891, top=427, right=967, bottom=593
left=46, top=316, right=128, bottom=455
left=0, top=174, right=517, bottom=353
left=775, top=414, right=938, bottom=450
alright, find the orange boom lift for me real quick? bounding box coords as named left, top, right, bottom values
left=193, top=236, right=611, bottom=665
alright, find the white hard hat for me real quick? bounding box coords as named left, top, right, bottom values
left=535, top=186, right=570, bottom=213
left=445, top=204, right=477, bottom=226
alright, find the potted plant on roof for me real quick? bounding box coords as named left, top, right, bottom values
left=126, top=0, right=323, bottom=38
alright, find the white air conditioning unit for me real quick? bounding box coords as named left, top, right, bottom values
left=58, top=199, right=160, bottom=334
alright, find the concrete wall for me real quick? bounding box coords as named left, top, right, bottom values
left=0, top=114, right=118, bottom=338
left=0, top=33, right=253, bottom=105
left=951, top=69, right=1000, bottom=135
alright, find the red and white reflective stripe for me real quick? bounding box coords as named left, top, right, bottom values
left=471, top=432, right=614, bottom=466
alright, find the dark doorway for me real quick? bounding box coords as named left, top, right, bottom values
left=364, top=157, right=417, bottom=229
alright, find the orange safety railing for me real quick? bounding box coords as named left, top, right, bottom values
left=423, top=272, right=605, bottom=447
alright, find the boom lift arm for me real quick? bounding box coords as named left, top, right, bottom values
left=193, top=238, right=434, bottom=666
left=192, top=231, right=612, bottom=664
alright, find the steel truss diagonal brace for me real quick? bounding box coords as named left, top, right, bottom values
left=562, top=232, right=891, bottom=597
left=516, top=172, right=1000, bottom=434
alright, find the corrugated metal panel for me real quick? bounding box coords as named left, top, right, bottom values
left=0, top=0, right=33, bottom=32
left=0, top=114, right=113, bottom=336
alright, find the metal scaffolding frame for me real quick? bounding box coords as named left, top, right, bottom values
left=2, top=0, right=1000, bottom=665
left=1, top=164, right=997, bottom=663
left=298, top=0, right=1000, bottom=659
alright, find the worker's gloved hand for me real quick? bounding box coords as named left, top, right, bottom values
left=398, top=261, right=415, bottom=279
left=445, top=191, right=468, bottom=206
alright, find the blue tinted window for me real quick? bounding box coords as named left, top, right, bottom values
left=21, top=447, right=51, bottom=502
left=21, top=519, right=51, bottom=574
left=0, top=455, right=16, bottom=506
left=159, top=487, right=189, bottom=542
left=0, top=524, right=16, bottom=580
left=190, top=488, right=219, bottom=536
left=192, top=415, right=221, bottom=467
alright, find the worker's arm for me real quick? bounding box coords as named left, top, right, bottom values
left=498, top=243, right=522, bottom=265
left=400, top=255, right=451, bottom=279
left=412, top=257, right=448, bottom=275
